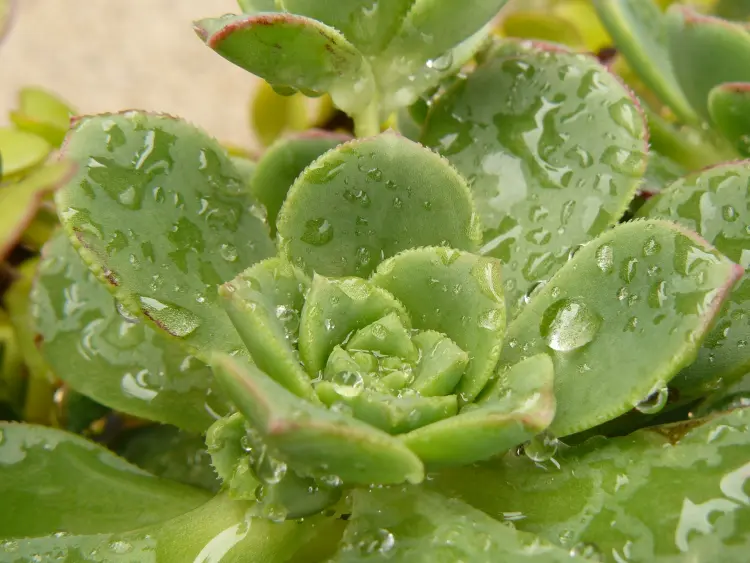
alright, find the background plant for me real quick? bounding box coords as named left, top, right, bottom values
left=1, top=1, right=750, bottom=562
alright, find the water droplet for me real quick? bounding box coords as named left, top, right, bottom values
left=540, top=298, right=602, bottom=352
left=219, top=243, right=238, bottom=262
left=426, top=52, right=453, bottom=71
left=358, top=529, right=396, bottom=555
left=138, top=296, right=201, bottom=337
left=569, top=542, right=603, bottom=561
left=620, top=257, right=638, bottom=283
left=595, top=244, right=614, bottom=273
left=271, top=84, right=297, bottom=96
left=524, top=280, right=547, bottom=304
left=642, top=236, right=661, bottom=257
left=568, top=243, right=585, bottom=261
left=324, top=318, right=336, bottom=332
left=257, top=455, right=288, bottom=485
left=262, top=502, right=289, bottom=523
left=116, top=302, right=140, bottom=324
left=478, top=308, right=504, bottom=331
left=722, top=205, right=738, bottom=222
left=109, top=541, right=133, bottom=554
left=635, top=385, right=668, bottom=414
left=366, top=168, right=383, bottom=182
left=301, top=218, right=334, bottom=246
left=393, top=196, right=403, bottom=209
left=524, top=431, right=559, bottom=462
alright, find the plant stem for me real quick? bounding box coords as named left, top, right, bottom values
left=354, top=102, right=381, bottom=138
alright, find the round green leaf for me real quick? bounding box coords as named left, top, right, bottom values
left=277, top=132, right=481, bottom=278
left=638, top=161, right=750, bottom=400
left=371, top=247, right=506, bottom=403
left=55, top=111, right=275, bottom=361
left=500, top=219, right=743, bottom=437
left=32, top=232, right=226, bottom=433
left=422, top=44, right=648, bottom=315
left=0, top=422, right=210, bottom=538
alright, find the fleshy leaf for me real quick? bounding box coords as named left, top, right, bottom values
left=220, top=257, right=317, bottom=402
left=708, top=83, right=750, bottom=156
left=10, top=87, right=75, bottom=147
left=667, top=6, right=750, bottom=119
left=33, top=232, right=226, bottom=433
left=195, top=13, right=375, bottom=117
left=0, top=311, right=23, bottom=411
left=277, top=133, right=480, bottom=278
left=498, top=11, right=585, bottom=48
left=0, top=422, right=210, bottom=538
left=279, top=0, right=414, bottom=54
left=499, top=219, right=743, bottom=437
left=251, top=131, right=349, bottom=234
left=299, top=275, right=410, bottom=377
left=4, top=259, right=55, bottom=424
left=212, top=354, right=425, bottom=485
left=401, top=354, right=554, bottom=467
left=0, top=160, right=74, bottom=260
left=592, top=0, right=699, bottom=124
left=330, top=486, right=587, bottom=562
left=316, top=384, right=458, bottom=435
left=345, top=312, right=417, bottom=361
left=0, top=127, right=50, bottom=178
left=206, top=413, right=341, bottom=518
left=433, top=408, right=750, bottom=561
left=422, top=43, right=648, bottom=315
left=371, top=247, right=505, bottom=403
left=55, top=111, right=275, bottom=361
left=384, top=0, right=510, bottom=64
left=0, top=494, right=344, bottom=563
left=638, top=162, right=750, bottom=400
left=116, top=425, right=220, bottom=492
left=411, top=331, right=469, bottom=397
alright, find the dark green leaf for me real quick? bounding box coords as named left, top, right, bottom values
left=55, top=111, right=275, bottom=361
left=708, top=83, right=750, bottom=156
left=33, top=232, right=226, bottom=433
left=422, top=44, right=648, bottom=315
left=0, top=422, right=210, bottom=538
left=500, top=220, right=742, bottom=436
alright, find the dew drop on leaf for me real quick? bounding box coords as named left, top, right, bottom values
left=524, top=280, right=547, bottom=304
left=523, top=431, right=560, bottom=462
left=220, top=243, right=238, bottom=262
left=138, top=296, right=201, bottom=337
left=301, top=218, right=334, bottom=246
left=540, top=298, right=601, bottom=352
left=595, top=243, right=614, bottom=273
left=634, top=385, right=669, bottom=414
left=116, top=302, right=140, bottom=324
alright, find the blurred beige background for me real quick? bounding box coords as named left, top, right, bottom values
left=0, top=0, right=260, bottom=147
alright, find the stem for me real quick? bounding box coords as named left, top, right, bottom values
left=647, top=108, right=736, bottom=170
left=354, top=102, right=381, bottom=138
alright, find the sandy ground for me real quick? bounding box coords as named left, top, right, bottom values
left=0, top=0, right=260, bottom=148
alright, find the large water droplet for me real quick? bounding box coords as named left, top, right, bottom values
left=220, top=243, right=238, bottom=262
left=540, top=298, right=601, bottom=352
left=524, top=431, right=559, bottom=462
left=138, top=296, right=201, bottom=337
left=635, top=386, right=668, bottom=414
left=426, top=52, right=453, bottom=71
left=569, top=542, right=603, bottom=561
left=301, top=218, right=334, bottom=246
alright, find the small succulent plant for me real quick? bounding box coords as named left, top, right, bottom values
left=2, top=1, right=750, bottom=561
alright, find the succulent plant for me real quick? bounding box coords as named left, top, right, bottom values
left=2, top=1, right=750, bottom=562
